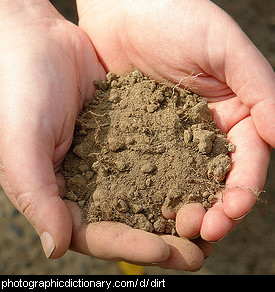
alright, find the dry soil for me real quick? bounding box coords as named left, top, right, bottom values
left=61, top=70, right=233, bottom=234
left=1, top=0, right=274, bottom=275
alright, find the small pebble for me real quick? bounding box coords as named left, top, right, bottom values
left=115, top=199, right=128, bottom=213
left=153, top=218, right=166, bottom=233
left=146, top=104, right=159, bottom=113
left=130, top=203, right=143, bottom=214
left=93, top=80, right=108, bottom=91
left=134, top=214, right=154, bottom=232
left=108, top=89, right=120, bottom=103
left=115, top=160, right=129, bottom=172
left=108, top=137, right=125, bottom=152
left=145, top=178, right=153, bottom=187
left=184, top=130, right=192, bottom=144
left=141, top=162, right=157, bottom=174
left=227, top=143, right=236, bottom=152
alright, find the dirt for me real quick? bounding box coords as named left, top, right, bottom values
left=61, top=70, right=233, bottom=234
left=1, top=0, right=274, bottom=276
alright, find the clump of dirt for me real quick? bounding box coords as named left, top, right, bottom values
left=61, top=70, right=234, bottom=234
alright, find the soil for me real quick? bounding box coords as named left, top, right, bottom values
left=61, top=70, right=233, bottom=234
left=1, top=0, right=274, bottom=276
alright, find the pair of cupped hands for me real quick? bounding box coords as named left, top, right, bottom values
left=0, top=0, right=274, bottom=271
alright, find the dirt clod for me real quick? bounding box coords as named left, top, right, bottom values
left=61, top=70, right=234, bottom=234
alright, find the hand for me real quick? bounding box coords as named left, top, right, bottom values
left=0, top=0, right=208, bottom=271
left=77, top=0, right=275, bottom=243
left=0, top=0, right=104, bottom=258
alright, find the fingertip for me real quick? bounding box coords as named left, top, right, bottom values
left=176, top=203, right=205, bottom=238
left=159, top=235, right=204, bottom=271
left=201, top=204, right=234, bottom=242
left=161, top=205, right=176, bottom=219
left=20, top=190, right=72, bottom=259
left=191, top=237, right=213, bottom=259
left=40, top=231, right=56, bottom=259
left=223, top=187, right=257, bottom=220
left=42, top=196, right=72, bottom=259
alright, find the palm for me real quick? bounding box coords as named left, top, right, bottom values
left=77, top=0, right=275, bottom=241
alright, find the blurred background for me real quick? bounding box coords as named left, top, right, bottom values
left=0, top=0, right=274, bottom=275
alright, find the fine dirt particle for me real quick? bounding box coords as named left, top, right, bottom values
left=61, top=70, right=234, bottom=234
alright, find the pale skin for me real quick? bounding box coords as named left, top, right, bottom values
left=0, top=0, right=274, bottom=271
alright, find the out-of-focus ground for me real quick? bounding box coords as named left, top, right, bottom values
left=0, top=0, right=274, bottom=275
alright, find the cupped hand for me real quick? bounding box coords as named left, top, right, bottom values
left=0, top=1, right=208, bottom=271
left=0, top=1, right=104, bottom=258
left=77, top=0, right=275, bottom=242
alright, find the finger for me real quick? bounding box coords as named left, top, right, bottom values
left=200, top=203, right=235, bottom=242
left=158, top=235, right=204, bottom=271
left=224, top=116, right=270, bottom=219
left=161, top=205, right=176, bottom=219
left=191, top=237, right=213, bottom=259
left=65, top=200, right=170, bottom=264
left=175, top=203, right=206, bottom=239
left=223, top=20, right=275, bottom=147
left=67, top=201, right=206, bottom=271
left=201, top=116, right=270, bottom=241
left=1, top=130, right=72, bottom=259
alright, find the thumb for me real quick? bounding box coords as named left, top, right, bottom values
left=1, top=129, right=72, bottom=259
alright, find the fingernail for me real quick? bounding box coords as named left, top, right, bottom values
left=233, top=210, right=251, bottom=221
left=40, top=232, right=55, bottom=258
left=189, top=234, right=200, bottom=240
left=209, top=233, right=228, bottom=243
